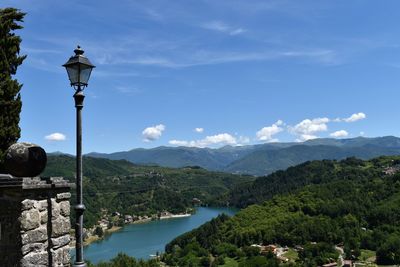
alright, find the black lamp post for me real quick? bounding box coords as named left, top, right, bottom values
left=63, top=46, right=95, bottom=267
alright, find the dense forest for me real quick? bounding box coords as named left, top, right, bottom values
left=162, top=156, right=400, bottom=266
left=43, top=155, right=254, bottom=227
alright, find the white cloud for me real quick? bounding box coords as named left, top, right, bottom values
left=330, top=130, right=349, bottom=138
left=200, top=133, right=237, bottom=146
left=290, top=117, right=329, bottom=141
left=142, top=124, right=165, bottom=142
left=169, top=140, right=189, bottom=146
left=45, top=133, right=66, bottom=141
left=169, top=133, right=237, bottom=148
left=297, top=134, right=318, bottom=142
left=256, top=120, right=284, bottom=142
left=238, top=136, right=250, bottom=145
left=194, top=127, right=204, bottom=133
left=343, top=112, right=366, bottom=122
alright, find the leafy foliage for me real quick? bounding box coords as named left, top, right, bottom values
left=0, top=7, right=26, bottom=171
left=87, top=253, right=159, bottom=267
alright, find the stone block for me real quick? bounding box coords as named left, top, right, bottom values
left=50, top=177, right=64, bottom=183
left=21, top=241, right=48, bottom=256
left=52, top=217, right=70, bottom=237
left=51, top=199, right=60, bottom=218
left=40, top=210, right=48, bottom=224
left=51, top=246, right=71, bottom=266
left=37, top=199, right=48, bottom=211
left=20, top=209, right=40, bottom=231
left=59, top=201, right=70, bottom=216
left=21, top=251, right=48, bottom=266
left=62, top=246, right=71, bottom=265
left=22, top=226, right=47, bottom=244
left=51, top=235, right=70, bottom=249
left=21, top=199, right=35, bottom=211
left=56, top=192, right=71, bottom=201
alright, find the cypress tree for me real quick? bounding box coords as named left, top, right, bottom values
left=0, top=8, right=26, bottom=171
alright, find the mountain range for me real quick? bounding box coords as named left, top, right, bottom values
left=86, top=136, right=400, bottom=176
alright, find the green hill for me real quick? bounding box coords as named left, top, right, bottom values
left=163, top=156, right=400, bottom=266
left=43, top=155, right=254, bottom=227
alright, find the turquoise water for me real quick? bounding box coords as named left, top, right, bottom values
left=73, top=207, right=237, bottom=264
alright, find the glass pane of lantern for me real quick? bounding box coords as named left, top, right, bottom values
left=79, top=65, right=93, bottom=85
left=66, top=65, right=80, bottom=84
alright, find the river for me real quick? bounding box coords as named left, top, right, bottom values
left=74, top=207, right=237, bottom=264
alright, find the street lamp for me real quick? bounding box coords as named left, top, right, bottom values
left=63, top=46, right=95, bottom=267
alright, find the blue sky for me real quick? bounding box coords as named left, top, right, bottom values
left=2, top=0, right=400, bottom=153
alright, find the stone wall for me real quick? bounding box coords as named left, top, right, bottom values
left=0, top=175, right=72, bottom=267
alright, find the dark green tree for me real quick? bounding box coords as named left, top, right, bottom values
left=94, top=226, right=104, bottom=237
left=0, top=8, right=26, bottom=171
left=376, top=235, right=400, bottom=265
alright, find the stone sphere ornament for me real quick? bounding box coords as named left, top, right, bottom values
left=4, top=142, right=47, bottom=177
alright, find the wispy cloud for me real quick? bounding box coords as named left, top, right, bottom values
left=95, top=48, right=339, bottom=69
left=114, top=86, right=141, bottom=95
left=26, top=19, right=340, bottom=71
left=92, top=70, right=141, bottom=78
left=21, top=46, right=62, bottom=54
left=24, top=57, right=64, bottom=73
left=202, top=21, right=246, bottom=36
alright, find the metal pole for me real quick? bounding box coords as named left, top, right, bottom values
left=73, top=86, right=87, bottom=267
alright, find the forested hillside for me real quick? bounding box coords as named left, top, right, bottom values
left=164, top=156, right=400, bottom=266
left=43, top=155, right=254, bottom=227
left=216, top=157, right=361, bottom=207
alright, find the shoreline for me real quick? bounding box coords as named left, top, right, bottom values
left=70, top=226, right=122, bottom=248
left=74, top=213, right=192, bottom=247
